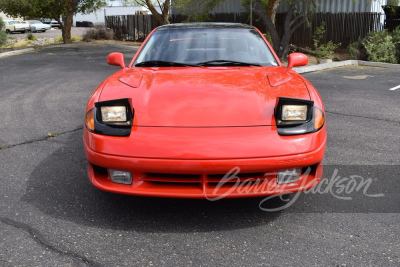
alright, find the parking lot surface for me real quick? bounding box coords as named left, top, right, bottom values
left=0, top=45, right=399, bottom=266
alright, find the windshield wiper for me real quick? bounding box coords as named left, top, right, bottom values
left=135, top=60, right=196, bottom=67
left=195, top=60, right=262, bottom=67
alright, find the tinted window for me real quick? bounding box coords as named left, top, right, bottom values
left=134, top=28, right=278, bottom=67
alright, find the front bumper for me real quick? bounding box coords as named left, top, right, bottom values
left=83, top=126, right=326, bottom=198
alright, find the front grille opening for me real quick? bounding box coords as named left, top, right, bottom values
left=144, top=173, right=202, bottom=183
left=207, top=172, right=266, bottom=183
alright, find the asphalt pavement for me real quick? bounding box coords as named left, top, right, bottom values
left=0, top=45, right=399, bottom=266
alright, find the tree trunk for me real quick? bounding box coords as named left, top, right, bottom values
left=162, top=0, right=171, bottom=24
left=146, top=0, right=170, bottom=25
left=253, top=0, right=280, bottom=54
left=252, top=0, right=305, bottom=61
left=62, top=5, right=73, bottom=44
left=268, top=0, right=281, bottom=24
left=278, top=2, right=297, bottom=60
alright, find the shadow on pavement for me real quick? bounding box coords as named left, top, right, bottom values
left=21, top=130, right=283, bottom=232
left=22, top=130, right=398, bottom=231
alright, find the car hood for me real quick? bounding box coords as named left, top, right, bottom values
left=99, top=67, right=310, bottom=127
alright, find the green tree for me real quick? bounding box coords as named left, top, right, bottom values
left=0, top=0, right=106, bottom=44
left=173, top=0, right=225, bottom=21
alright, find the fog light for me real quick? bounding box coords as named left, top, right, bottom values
left=276, top=168, right=301, bottom=184
left=109, top=169, right=132, bottom=184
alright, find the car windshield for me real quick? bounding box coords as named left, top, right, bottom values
left=30, top=21, right=40, bottom=24
left=9, top=21, right=19, bottom=25
left=134, top=27, right=278, bottom=67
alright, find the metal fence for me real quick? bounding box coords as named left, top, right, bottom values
left=106, top=12, right=385, bottom=48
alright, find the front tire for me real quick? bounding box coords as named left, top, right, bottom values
left=6, top=29, right=10, bottom=34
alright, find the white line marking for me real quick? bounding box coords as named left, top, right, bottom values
left=389, top=85, right=400, bottom=91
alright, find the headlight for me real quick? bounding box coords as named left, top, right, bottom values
left=85, top=98, right=133, bottom=136
left=101, top=106, right=127, bottom=122
left=281, top=105, right=308, bottom=121
left=275, top=97, right=313, bottom=125
left=275, top=97, right=324, bottom=136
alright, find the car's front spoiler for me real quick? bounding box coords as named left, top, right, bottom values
left=83, top=131, right=326, bottom=198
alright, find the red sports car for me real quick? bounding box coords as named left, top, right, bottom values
left=83, top=23, right=326, bottom=199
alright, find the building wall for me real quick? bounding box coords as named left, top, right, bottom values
left=171, top=0, right=245, bottom=14
left=278, top=0, right=387, bottom=13
left=172, top=0, right=388, bottom=15
left=211, top=0, right=246, bottom=13
left=73, top=5, right=162, bottom=26
left=0, top=12, right=17, bottom=21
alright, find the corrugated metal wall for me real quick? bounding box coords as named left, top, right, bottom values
left=278, top=0, right=387, bottom=13
left=171, top=0, right=246, bottom=14
left=173, top=0, right=388, bottom=14
left=211, top=0, right=246, bottom=13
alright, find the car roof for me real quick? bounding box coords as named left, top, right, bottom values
left=158, top=22, right=255, bottom=30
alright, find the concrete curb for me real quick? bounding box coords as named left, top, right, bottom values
left=105, top=43, right=141, bottom=50
left=294, top=60, right=400, bottom=74
left=0, top=48, right=35, bottom=58
left=358, top=60, right=400, bottom=69
left=39, top=43, right=140, bottom=50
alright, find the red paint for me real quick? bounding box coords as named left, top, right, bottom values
left=107, top=52, right=125, bottom=69
left=84, top=26, right=325, bottom=198
left=287, top=53, right=309, bottom=69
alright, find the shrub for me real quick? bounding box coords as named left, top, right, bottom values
left=26, top=33, right=38, bottom=41
left=362, top=30, right=398, bottom=64
left=49, top=36, right=83, bottom=43
left=313, top=22, right=340, bottom=59
left=348, top=39, right=368, bottom=60
left=71, top=35, right=83, bottom=42
left=392, top=25, right=400, bottom=63
left=82, top=25, right=114, bottom=41
left=55, top=36, right=63, bottom=43
left=0, top=31, right=6, bottom=47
